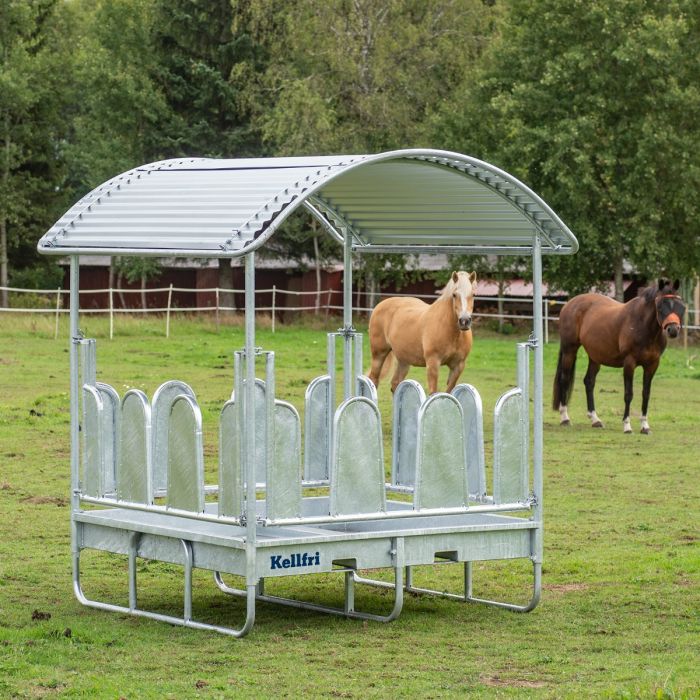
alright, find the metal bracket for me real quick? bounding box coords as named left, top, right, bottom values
left=526, top=333, right=538, bottom=348
left=336, top=325, right=357, bottom=338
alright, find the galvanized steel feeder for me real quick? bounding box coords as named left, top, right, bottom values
left=38, top=149, right=578, bottom=636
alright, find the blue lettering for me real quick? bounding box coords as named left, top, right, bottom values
left=270, top=551, right=322, bottom=570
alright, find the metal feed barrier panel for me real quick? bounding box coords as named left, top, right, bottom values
left=72, top=333, right=541, bottom=636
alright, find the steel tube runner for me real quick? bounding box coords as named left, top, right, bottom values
left=76, top=494, right=530, bottom=528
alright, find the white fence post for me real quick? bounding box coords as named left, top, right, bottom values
left=54, top=287, right=61, bottom=340
left=544, top=300, right=549, bottom=344
left=166, top=283, right=173, bottom=338
left=272, top=284, right=276, bottom=333
left=215, top=287, right=220, bottom=333
left=109, top=287, right=114, bottom=340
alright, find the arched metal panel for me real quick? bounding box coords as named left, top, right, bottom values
left=167, top=394, right=205, bottom=513
left=391, top=379, right=426, bottom=488
left=266, top=401, right=302, bottom=520
left=451, top=383, right=486, bottom=501
left=414, top=393, right=467, bottom=510
left=304, top=375, right=331, bottom=482
left=330, top=397, right=385, bottom=517
left=118, top=389, right=152, bottom=504
left=219, top=400, right=243, bottom=518
left=493, top=388, right=528, bottom=505
left=96, top=382, right=120, bottom=496
left=82, top=385, right=104, bottom=498
left=152, top=380, right=196, bottom=495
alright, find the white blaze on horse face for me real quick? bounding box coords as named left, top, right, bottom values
left=451, top=271, right=476, bottom=331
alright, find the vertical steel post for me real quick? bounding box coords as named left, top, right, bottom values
left=69, top=257, right=80, bottom=584
left=244, top=254, right=257, bottom=551
left=532, top=235, right=544, bottom=567
left=342, top=230, right=353, bottom=400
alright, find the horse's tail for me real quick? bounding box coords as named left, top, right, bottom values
left=379, top=351, right=395, bottom=381
left=552, top=346, right=576, bottom=410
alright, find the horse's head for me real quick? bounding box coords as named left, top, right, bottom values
left=449, top=270, right=477, bottom=331
left=655, top=279, right=685, bottom=339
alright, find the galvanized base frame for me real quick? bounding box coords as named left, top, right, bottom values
left=351, top=560, right=541, bottom=613
left=72, top=501, right=539, bottom=635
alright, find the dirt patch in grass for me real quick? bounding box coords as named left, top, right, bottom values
left=20, top=496, right=68, bottom=507
left=543, top=582, right=590, bottom=593
left=480, top=675, right=547, bottom=688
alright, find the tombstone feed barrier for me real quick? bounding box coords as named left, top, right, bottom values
left=38, top=149, right=578, bottom=637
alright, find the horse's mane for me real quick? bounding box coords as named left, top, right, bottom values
left=640, top=284, right=659, bottom=303
left=439, top=272, right=471, bottom=299
left=439, top=278, right=456, bottom=298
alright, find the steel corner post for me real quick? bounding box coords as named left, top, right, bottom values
left=532, top=234, right=545, bottom=576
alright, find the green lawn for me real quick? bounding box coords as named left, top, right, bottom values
left=0, top=313, right=698, bottom=699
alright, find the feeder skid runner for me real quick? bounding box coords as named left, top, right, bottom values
left=40, top=149, right=578, bottom=637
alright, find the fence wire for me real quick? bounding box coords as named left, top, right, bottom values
left=1, top=285, right=698, bottom=344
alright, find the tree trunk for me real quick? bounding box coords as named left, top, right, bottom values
left=614, top=255, right=624, bottom=302
left=1, top=123, right=9, bottom=308
left=497, top=272, right=506, bottom=332
left=141, top=273, right=147, bottom=311
left=313, top=231, right=321, bottom=314
left=116, top=270, right=126, bottom=310
left=218, top=258, right=234, bottom=313
left=0, top=217, right=8, bottom=308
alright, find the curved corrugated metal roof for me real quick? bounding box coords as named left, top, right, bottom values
left=38, top=149, right=577, bottom=258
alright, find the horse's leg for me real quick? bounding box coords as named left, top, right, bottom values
left=445, top=360, right=465, bottom=393
left=368, top=347, right=391, bottom=388
left=425, top=354, right=441, bottom=395
left=583, top=359, right=603, bottom=428
left=390, top=360, right=411, bottom=393
left=640, top=359, right=659, bottom=434
left=622, top=357, right=637, bottom=434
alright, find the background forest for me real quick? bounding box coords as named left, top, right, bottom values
left=1, top=0, right=699, bottom=305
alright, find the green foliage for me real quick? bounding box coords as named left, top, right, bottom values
left=3, top=0, right=699, bottom=302
left=8, top=260, right=63, bottom=289
left=0, top=0, right=75, bottom=299
left=149, top=0, right=264, bottom=158
left=434, top=0, right=700, bottom=294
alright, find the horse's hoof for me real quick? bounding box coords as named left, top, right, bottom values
left=591, top=421, right=604, bottom=428
left=560, top=419, right=571, bottom=427
left=640, top=427, right=650, bottom=435
left=623, top=427, right=633, bottom=434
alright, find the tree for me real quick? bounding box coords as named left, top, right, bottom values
left=150, top=0, right=265, bottom=158
left=434, top=0, right=700, bottom=298
left=238, top=0, right=501, bottom=301
left=0, top=1, right=75, bottom=305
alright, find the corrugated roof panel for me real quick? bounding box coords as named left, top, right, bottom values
left=38, top=150, right=577, bottom=257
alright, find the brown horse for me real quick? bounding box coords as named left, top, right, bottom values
left=553, top=279, right=685, bottom=433
left=368, top=271, right=477, bottom=395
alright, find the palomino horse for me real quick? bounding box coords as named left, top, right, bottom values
left=368, top=271, right=477, bottom=395
left=553, top=279, right=685, bottom=433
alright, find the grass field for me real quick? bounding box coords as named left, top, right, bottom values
left=0, top=313, right=698, bottom=699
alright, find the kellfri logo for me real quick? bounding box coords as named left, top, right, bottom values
left=270, top=551, right=320, bottom=570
